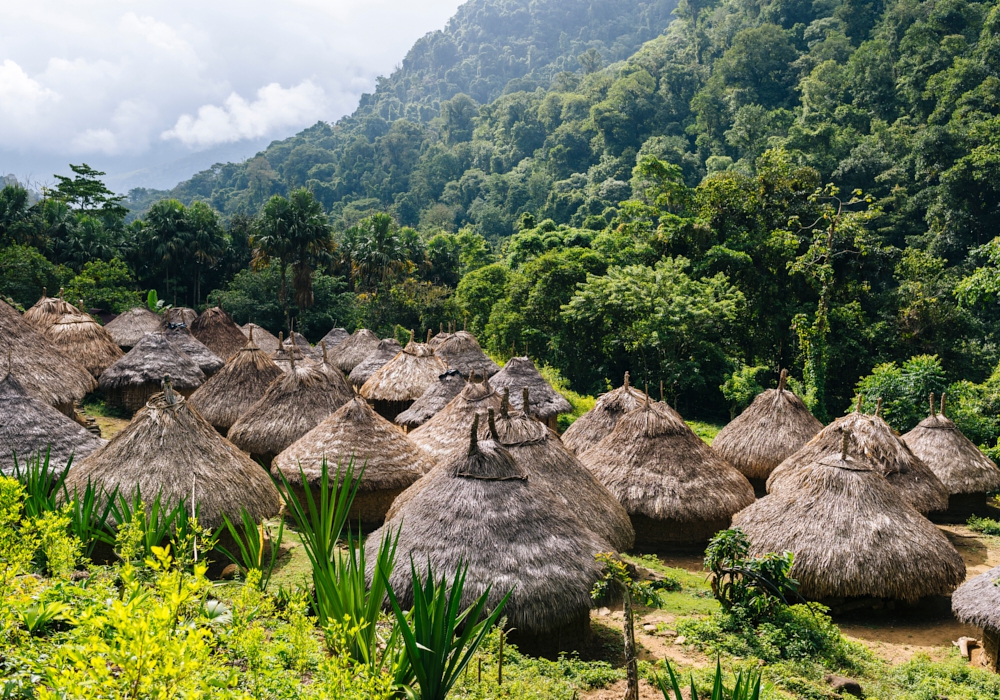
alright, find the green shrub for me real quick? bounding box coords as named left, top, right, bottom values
left=967, top=515, right=1000, bottom=535
left=64, top=258, right=142, bottom=314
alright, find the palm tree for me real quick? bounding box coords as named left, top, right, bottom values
left=340, top=212, right=409, bottom=293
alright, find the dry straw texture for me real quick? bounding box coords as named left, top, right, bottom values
left=0, top=371, right=105, bottom=475
left=190, top=307, right=248, bottom=360
left=329, top=328, right=379, bottom=372
left=240, top=324, right=281, bottom=353
left=435, top=331, right=500, bottom=378
left=162, top=324, right=223, bottom=377
left=360, top=339, right=447, bottom=403
left=320, top=327, right=350, bottom=349
left=270, top=332, right=311, bottom=373
left=394, top=369, right=466, bottom=430
left=105, top=308, right=161, bottom=349
left=44, top=311, right=124, bottom=378
left=23, top=290, right=78, bottom=330
left=348, top=339, right=401, bottom=387
left=953, top=565, right=1000, bottom=632
left=768, top=411, right=949, bottom=514
left=0, top=299, right=96, bottom=412
left=98, top=332, right=206, bottom=412
left=188, top=337, right=283, bottom=432
left=490, top=356, right=571, bottom=419
left=283, top=331, right=322, bottom=360
left=733, top=446, right=966, bottom=600
left=165, top=307, right=198, bottom=326
left=712, top=371, right=823, bottom=481
left=428, top=330, right=452, bottom=348
left=408, top=376, right=503, bottom=462
left=63, top=393, right=282, bottom=529
left=562, top=372, right=648, bottom=455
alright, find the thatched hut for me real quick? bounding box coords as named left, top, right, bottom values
left=768, top=407, right=949, bottom=515
left=711, top=369, right=824, bottom=495
left=104, top=308, right=161, bottom=349
left=329, top=328, right=380, bottom=373
left=23, top=289, right=78, bottom=330
left=43, top=308, right=124, bottom=379
left=320, top=327, right=350, bottom=350
left=272, top=397, right=434, bottom=528
left=395, top=369, right=466, bottom=431
left=63, top=391, right=282, bottom=530
left=359, top=335, right=447, bottom=420
left=902, top=394, right=1000, bottom=521
left=0, top=370, right=105, bottom=475
left=562, top=372, right=647, bottom=455
left=734, top=433, right=965, bottom=604
left=240, top=324, right=281, bottom=353
left=579, top=398, right=755, bottom=548
left=953, top=565, right=1000, bottom=671
left=368, top=414, right=609, bottom=657
left=427, top=324, right=453, bottom=349
left=0, top=299, right=96, bottom=415
left=227, top=358, right=352, bottom=465
left=98, top=332, right=206, bottom=413
left=165, top=307, right=198, bottom=327
left=408, top=375, right=503, bottom=462
left=348, top=339, right=402, bottom=387
left=283, top=330, right=322, bottom=360
left=190, top=307, right=247, bottom=360
left=162, top=310, right=223, bottom=376
left=270, top=332, right=310, bottom=373
left=188, top=333, right=283, bottom=433
left=490, top=356, right=571, bottom=429
left=435, top=331, right=500, bottom=378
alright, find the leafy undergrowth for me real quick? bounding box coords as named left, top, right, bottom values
left=966, top=515, right=1000, bottom=536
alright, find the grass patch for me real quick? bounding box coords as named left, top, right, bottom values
left=622, top=554, right=719, bottom=616
left=81, top=393, right=130, bottom=419
left=687, top=421, right=722, bottom=444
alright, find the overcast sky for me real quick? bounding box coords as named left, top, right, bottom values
left=0, top=0, right=464, bottom=191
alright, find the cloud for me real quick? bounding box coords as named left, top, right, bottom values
left=0, top=59, right=59, bottom=118
left=162, top=81, right=327, bottom=147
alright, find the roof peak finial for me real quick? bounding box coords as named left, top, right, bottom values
left=929, top=392, right=936, bottom=417
left=940, top=392, right=947, bottom=417
left=426, top=328, right=432, bottom=343
left=778, top=368, right=788, bottom=392
left=321, top=340, right=328, bottom=363
left=487, top=407, right=499, bottom=440
left=855, top=394, right=863, bottom=413
left=501, top=387, right=510, bottom=417
left=840, top=429, right=850, bottom=461
left=875, top=397, right=883, bottom=417
left=522, top=386, right=530, bottom=415
left=623, top=371, right=630, bottom=389
left=659, top=380, right=664, bottom=402
left=468, top=413, right=481, bottom=456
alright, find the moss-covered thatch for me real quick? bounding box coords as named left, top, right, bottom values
left=98, top=332, right=206, bottom=413
left=490, top=356, right=571, bottom=425
left=734, top=437, right=965, bottom=602
left=63, top=392, right=282, bottom=529
left=952, top=565, right=1000, bottom=670
left=227, top=359, right=352, bottom=464
left=360, top=337, right=447, bottom=419
left=104, top=308, right=161, bottom=349
left=241, top=324, right=281, bottom=353
left=768, top=409, right=949, bottom=515
left=188, top=335, right=283, bottom=433
left=0, top=370, right=105, bottom=475
left=44, top=309, right=124, bottom=379
left=329, top=328, right=379, bottom=372
left=562, top=372, right=647, bottom=455
left=190, top=307, right=247, bottom=360
left=348, top=339, right=401, bottom=387
left=23, top=289, right=78, bottom=330
left=579, top=398, right=755, bottom=548
left=711, top=370, right=823, bottom=491
left=368, top=415, right=609, bottom=656
left=408, top=375, right=503, bottom=462
left=0, top=299, right=96, bottom=414
left=273, top=397, right=433, bottom=527
left=435, top=331, right=500, bottom=378
left=320, top=327, right=350, bottom=349
left=394, top=369, right=466, bottom=430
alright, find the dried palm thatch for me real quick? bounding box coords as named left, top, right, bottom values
left=315, top=341, right=356, bottom=398
left=283, top=330, right=322, bottom=360
left=329, top=328, right=380, bottom=372
left=44, top=309, right=124, bottom=378
left=427, top=328, right=452, bottom=348
left=368, top=414, right=608, bottom=656
left=562, top=372, right=648, bottom=455
left=227, top=359, right=352, bottom=464
left=435, top=331, right=500, bottom=378
left=579, top=398, right=755, bottom=548
left=359, top=336, right=447, bottom=419
left=490, top=356, right=572, bottom=427
left=240, top=324, right=281, bottom=353
left=711, top=370, right=823, bottom=492
left=734, top=433, right=965, bottom=602
left=190, top=307, right=247, bottom=360
left=768, top=408, right=949, bottom=515
left=0, top=299, right=96, bottom=414
left=98, top=332, right=206, bottom=413
left=952, top=565, right=1000, bottom=671
left=394, top=369, right=466, bottom=430
left=407, top=374, right=503, bottom=462
left=320, top=326, right=350, bottom=349
left=273, top=396, right=434, bottom=527
left=63, top=392, right=282, bottom=529
left=270, top=332, right=309, bottom=373
left=162, top=313, right=223, bottom=376
left=348, top=338, right=402, bottom=387
left=163, top=307, right=197, bottom=327
left=23, top=289, right=78, bottom=330
left=0, top=369, right=105, bottom=475
left=104, top=307, right=161, bottom=349
left=187, top=334, right=283, bottom=433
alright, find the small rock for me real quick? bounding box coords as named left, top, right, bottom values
left=598, top=607, right=611, bottom=616
left=642, top=624, right=656, bottom=633
left=673, top=635, right=686, bottom=646
left=220, top=563, right=239, bottom=580
left=662, top=629, right=678, bottom=637
left=823, top=674, right=863, bottom=698
left=70, top=570, right=90, bottom=581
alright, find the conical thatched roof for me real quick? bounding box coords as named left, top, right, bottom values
left=187, top=335, right=283, bottom=432
left=768, top=410, right=949, bottom=514
left=733, top=439, right=965, bottom=601
left=98, top=332, right=206, bottom=412
left=562, top=372, right=648, bottom=455
left=435, top=331, right=500, bottom=378
left=490, top=356, right=571, bottom=420
left=329, top=328, right=380, bottom=372
left=953, top=565, right=1000, bottom=633
left=395, top=369, right=467, bottom=430
left=348, top=338, right=402, bottom=387
left=190, top=307, right=247, bottom=360
left=63, top=392, right=282, bottom=529
left=368, top=415, right=608, bottom=644
left=104, top=307, right=161, bottom=349
left=0, top=299, right=96, bottom=411
left=320, top=326, right=350, bottom=349
left=315, top=342, right=356, bottom=398
left=23, top=289, right=78, bottom=330
left=227, top=360, right=352, bottom=462
left=408, top=376, right=503, bottom=462
left=428, top=330, right=452, bottom=348
left=360, top=338, right=447, bottom=403
left=270, top=331, right=310, bottom=373
left=283, top=331, right=322, bottom=360
left=240, top=324, right=281, bottom=353
left=44, top=310, right=124, bottom=378
left=902, top=394, right=1000, bottom=496
left=712, top=370, right=823, bottom=482
left=164, top=307, right=197, bottom=326
left=580, top=399, right=755, bottom=527
left=0, top=370, right=105, bottom=475
left=163, top=316, right=223, bottom=376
